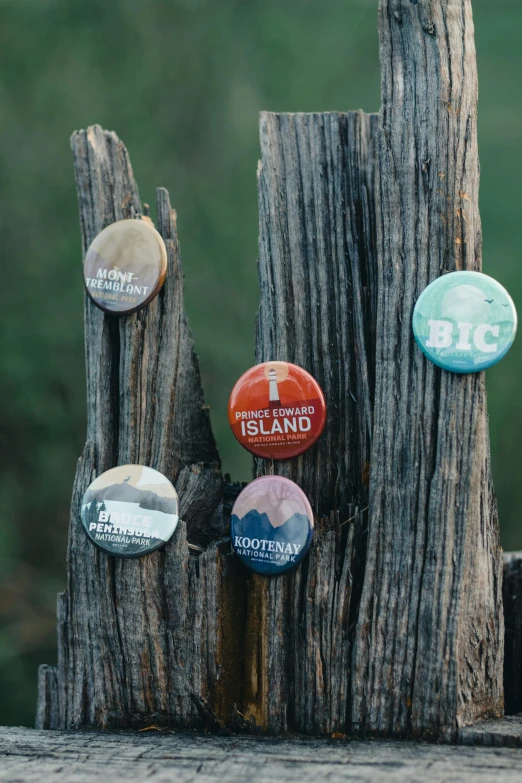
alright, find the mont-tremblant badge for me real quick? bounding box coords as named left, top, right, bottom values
left=81, top=465, right=179, bottom=558
left=228, top=361, right=326, bottom=459
left=230, top=475, right=314, bottom=575
left=412, top=271, right=517, bottom=373
left=83, top=219, right=168, bottom=315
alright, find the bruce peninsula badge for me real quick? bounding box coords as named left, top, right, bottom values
left=83, top=219, right=168, bottom=315
left=228, top=361, right=326, bottom=459
left=412, top=271, right=517, bottom=373
left=230, top=476, right=314, bottom=575
left=81, top=465, right=179, bottom=557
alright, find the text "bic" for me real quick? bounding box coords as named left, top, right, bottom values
left=426, top=320, right=499, bottom=353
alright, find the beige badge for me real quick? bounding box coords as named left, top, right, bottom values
left=83, top=218, right=168, bottom=315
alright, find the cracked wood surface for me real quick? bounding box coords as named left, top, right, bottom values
left=251, top=110, right=377, bottom=732
left=38, top=112, right=380, bottom=736
left=36, top=0, right=504, bottom=741
left=3, top=726, right=522, bottom=783
left=350, top=0, right=503, bottom=740
left=37, top=125, right=234, bottom=731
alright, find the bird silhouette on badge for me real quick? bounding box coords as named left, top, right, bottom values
left=484, top=298, right=494, bottom=304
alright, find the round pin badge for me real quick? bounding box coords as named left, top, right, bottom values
left=81, top=465, right=179, bottom=557
left=412, top=271, right=517, bottom=373
left=83, top=219, right=168, bottom=314
left=228, top=361, right=326, bottom=459
left=230, top=476, right=314, bottom=575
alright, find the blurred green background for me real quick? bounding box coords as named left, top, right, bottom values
left=0, top=0, right=520, bottom=727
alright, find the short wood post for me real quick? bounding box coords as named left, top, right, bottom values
left=503, top=553, right=522, bottom=715
left=37, top=0, right=503, bottom=741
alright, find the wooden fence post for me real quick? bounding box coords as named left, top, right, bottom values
left=37, top=0, right=504, bottom=740
left=251, top=110, right=378, bottom=733
left=351, top=0, right=503, bottom=739
left=37, top=126, right=236, bottom=730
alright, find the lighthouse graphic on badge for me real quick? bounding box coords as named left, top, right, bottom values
left=268, top=368, right=280, bottom=405
left=264, top=362, right=289, bottom=408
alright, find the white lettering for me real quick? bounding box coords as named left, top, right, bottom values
left=298, top=416, right=311, bottom=432
left=426, top=319, right=453, bottom=348
left=474, top=324, right=499, bottom=353
left=456, top=322, right=473, bottom=351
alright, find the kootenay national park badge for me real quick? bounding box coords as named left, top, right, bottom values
left=230, top=476, right=314, bottom=575
left=228, top=361, right=326, bottom=459
left=81, top=465, right=179, bottom=557
left=83, top=219, right=168, bottom=314
left=412, top=271, right=517, bottom=372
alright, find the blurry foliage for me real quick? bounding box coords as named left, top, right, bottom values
left=0, top=0, right=520, bottom=727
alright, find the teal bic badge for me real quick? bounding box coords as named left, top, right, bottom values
left=412, top=271, right=517, bottom=373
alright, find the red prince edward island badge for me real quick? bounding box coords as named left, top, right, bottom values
left=228, top=361, right=326, bottom=459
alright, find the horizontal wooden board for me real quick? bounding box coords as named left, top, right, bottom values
left=2, top=725, right=522, bottom=782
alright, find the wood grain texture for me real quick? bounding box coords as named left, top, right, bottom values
left=36, top=125, right=240, bottom=731
left=38, top=116, right=380, bottom=735
left=37, top=0, right=504, bottom=739
left=4, top=726, right=522, bottom=783
left=351, top=0, right=503, bottom=741
left=252, top=111, right=378, bottom=732
left=35, top=666, right=59, bottom=731
left=256, top=111, right=378, bottom=516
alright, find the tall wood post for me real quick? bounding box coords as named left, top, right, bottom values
left=351, top=0, right=503, bottom=739
left=37, top=0, right=503, bottom=741
left=251, top=111, right=378, bottom=732
left=37, top=126, right=235, bottom=730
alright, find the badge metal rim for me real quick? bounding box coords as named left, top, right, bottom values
left=83, top=218, right=168, bottom=316
left=80, top=463, right=179, bottom=559
left=230, top=474, right=314, bottom=576
left=412, top=270, right=518, bottom=374
left=228, top=360, right=327, bottom=459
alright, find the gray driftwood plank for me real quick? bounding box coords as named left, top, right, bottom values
left=2, top=727, right=522, bottom=783
left=351, top=0, right=503, bottom=740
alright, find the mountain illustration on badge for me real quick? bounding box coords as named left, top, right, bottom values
left=83, top=218, right=168, bottom=315
left=228, top=361, right=326, bottom=459
left=80, top=464, right=179, bottom=558
left=230, top=475, right=314, bottom=575
left=412, top=271, right=517, bottom=373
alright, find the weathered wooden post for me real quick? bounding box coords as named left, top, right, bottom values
left=247, top=110, right=377, bottom=733
left=37, top=0, right=504, bottom=741
left=350, top=0, right=504, bottom=740
left=37, top=126, right=234, bottom=731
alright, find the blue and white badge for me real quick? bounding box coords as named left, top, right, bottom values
left=412, top=271, right=517, bottom=372
left=230, top=476, right=314, bottom=576
left=81, top=464, right=179, bottom=557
